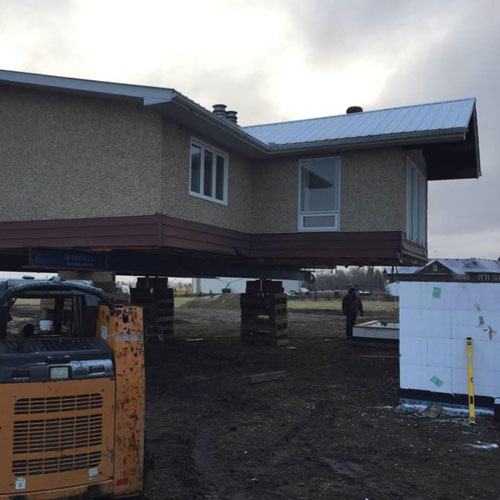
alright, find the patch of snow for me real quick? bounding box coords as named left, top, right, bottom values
left=399, top=402, right=493, bottom=416
left=467, top=441, right=499, bottom=450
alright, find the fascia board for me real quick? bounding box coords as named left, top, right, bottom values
left=471, top=106, right=482, bottom=178
left=265, top=128, right=468, bottom=155
left=0, top=69, right=175, bottom=102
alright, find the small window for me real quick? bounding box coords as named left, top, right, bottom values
left=432, top=264, right=438, bottom=272
left=298, top=157, right=340, bottom=231
left=190, top=140, right=228, bottom=204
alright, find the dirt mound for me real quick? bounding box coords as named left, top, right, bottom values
left=181, top=293, right=241, bottom=310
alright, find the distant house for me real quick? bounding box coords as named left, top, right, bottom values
left=387, top=258, right=500, bottom=283
left=0, top=70, right=482, bottom=276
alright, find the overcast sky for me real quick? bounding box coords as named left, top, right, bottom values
left=1, top=0, right=499, bottom=260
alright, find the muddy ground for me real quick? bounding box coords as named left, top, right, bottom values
left=6, top=303, right=500, bottom=499
left=144, top=306, right=500, bottom=500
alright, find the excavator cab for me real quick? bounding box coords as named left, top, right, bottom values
left=0, top=277, right=144, bottom=499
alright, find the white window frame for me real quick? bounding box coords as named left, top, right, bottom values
left=406, top=157, right=427, bottom=245
left=189, top=138, right=228, bottom=205
left=298, top=156, right=341, bottom=232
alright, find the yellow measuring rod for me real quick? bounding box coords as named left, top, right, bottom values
left=466, top=337, right=476, bottom=425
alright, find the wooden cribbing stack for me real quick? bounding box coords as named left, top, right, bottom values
left=130, top=277, right=174, bottom=342
left=240, top=279, right=288, bottom=346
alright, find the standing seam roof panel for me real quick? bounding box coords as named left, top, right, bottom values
left=399, top=106, right=425, bottom=132
left=344, top=111, right=381, bottom=137
left=443, top=101, right=466, bottom=129
left=380, top=108, right=413, bottom=135
left=455, top=100, right=476, bottom=127
left=432, top=103, right=455, bottom=130
left=411, top=105, right=432, bottom=131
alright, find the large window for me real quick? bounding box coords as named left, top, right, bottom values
left=190, top=140, right=228, bottom=204
left=298, top=157, right=341, bottom=231
left=406, top=158, right=426, bottom=245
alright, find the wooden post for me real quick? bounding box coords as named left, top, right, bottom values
left=130, top=277, right=174, bottom=342
left=240, top=280, right=288, bottom=346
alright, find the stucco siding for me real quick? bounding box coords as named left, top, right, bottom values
left=0, top=86, right=162, bottom=221
left=341, top=148, right=406, bottom=232
left=253, top=148, right=407, bottom=233
left=252, top=158, right=298, bottom=233
left=160, top=120, right=255, bottom=233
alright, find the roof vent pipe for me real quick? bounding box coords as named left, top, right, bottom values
left=212, top=104, right=227, bottom=118
left=346, top=106, right=363, bottom=114
left=226, top=110, right=238, bottom=124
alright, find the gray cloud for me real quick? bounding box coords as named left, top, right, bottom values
left=0, top=0, right=80, bottom=72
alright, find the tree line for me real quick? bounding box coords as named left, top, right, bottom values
left=309, top=267, right=385, bottom=291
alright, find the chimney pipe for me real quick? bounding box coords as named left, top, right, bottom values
left=226, top=110, right=238, bottom=124
left=212, top=104, right=227, bottom=118
left=346, top=106, right=363, bottom=114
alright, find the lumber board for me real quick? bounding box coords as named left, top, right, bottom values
left=248, top=370, right=286, bottom=384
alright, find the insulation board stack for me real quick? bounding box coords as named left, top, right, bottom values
left=399, top=281, right=500, bottom=408
left=240, top=280, right=288, bottom=346
left=130, top=277, right=174, bottom=341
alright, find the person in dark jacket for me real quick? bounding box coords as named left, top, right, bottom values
left=342, top=286, right=364, bottom=338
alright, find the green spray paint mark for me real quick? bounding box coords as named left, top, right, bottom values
left=431, top=376, right=443, bottom=387
left=432, top=287, right=442, bottom=299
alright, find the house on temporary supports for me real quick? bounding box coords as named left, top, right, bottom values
left=387, top=258, right=500, bottom=408
left=0, top=69, right=482, bottom=280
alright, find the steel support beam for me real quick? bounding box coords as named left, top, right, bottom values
left=22, top=248, right=314, bottom=282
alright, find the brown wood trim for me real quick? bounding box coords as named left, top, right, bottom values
left=251, top=231, right=406, bottom=261
left=0, top=215, right=159, bottom=249
left=401, top=237, right=427, bottom=261
left=0, top=215, right=427, bottom=266
left=252, top=231, right=403, bottom=242
left=161, top=216, right=250, bottom=255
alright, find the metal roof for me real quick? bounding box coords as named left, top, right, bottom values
left=429, top=258, right=500, bottom=275
left=242, top=99, right=476, bottom=146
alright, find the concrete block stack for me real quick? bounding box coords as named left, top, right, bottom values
left=130, top=277, right=174, bottom=342
left=240, top=279, right=288, bottom=346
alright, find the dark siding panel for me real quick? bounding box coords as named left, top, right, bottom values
left=0, top=216, right=427, bottom=266
left=0, top=216, right=159, bottom=248
left=251, top=232, right=404, bottom=260
left=161, top=217, right=250, bottom=256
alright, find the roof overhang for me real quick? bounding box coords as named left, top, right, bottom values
left=417, top=107, right=481, bottom=180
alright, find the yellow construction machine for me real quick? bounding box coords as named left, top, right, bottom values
left=0, top=276, right=144, bottom=499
